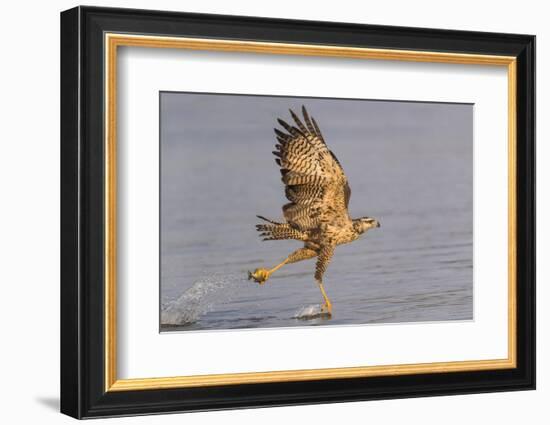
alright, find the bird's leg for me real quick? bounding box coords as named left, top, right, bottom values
left=248, top=258, right=289, bottom=285
left=315, top=244, right=335, bottom=316
left=248, top=248, right=317, bottom=285
left=317, top=280, right=333, bottom=315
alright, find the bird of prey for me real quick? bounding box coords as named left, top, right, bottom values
left=248, top=106, right=380, bottom=316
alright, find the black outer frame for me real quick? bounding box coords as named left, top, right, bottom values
left=60, top=6, right=535, bottom=419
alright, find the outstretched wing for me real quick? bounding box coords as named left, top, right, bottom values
left=273, top=106, right=351, bottom=231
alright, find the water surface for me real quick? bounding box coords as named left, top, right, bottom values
left=160, top=93, right=473, bottom=331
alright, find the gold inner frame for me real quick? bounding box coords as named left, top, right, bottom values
left=104, top=33, right=517, bottom=392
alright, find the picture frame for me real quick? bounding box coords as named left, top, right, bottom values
left=60, top=5, right=535, bottom=419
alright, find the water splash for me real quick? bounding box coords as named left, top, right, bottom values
left=293, top=304, right=331, bottom=320
left=161, top=273, right=245, bottom=326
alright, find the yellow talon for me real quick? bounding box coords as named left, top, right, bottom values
left=248, top=268, right=271, bottom=285
left=248, top=259, right=289, bottom=285
left=321, top=301, right=332, bottom=317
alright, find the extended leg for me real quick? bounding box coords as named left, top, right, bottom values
left=317, top=281, right=332, bottom=315
left=248, top=248, right=317, bottom=284
left=315, top=244, right=336, bottom=315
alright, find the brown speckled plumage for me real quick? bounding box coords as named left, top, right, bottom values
left=251, top=106, right=380, bottom=314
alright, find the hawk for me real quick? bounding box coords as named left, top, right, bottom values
left=248, top=106, right=380, bottom=316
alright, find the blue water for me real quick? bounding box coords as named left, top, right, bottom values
left=160, top=93, right=473, bottom=332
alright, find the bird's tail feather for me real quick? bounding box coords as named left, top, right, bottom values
left=255, top=217, right=307, bottom=241
left=256, top=215, right=281, bottom=225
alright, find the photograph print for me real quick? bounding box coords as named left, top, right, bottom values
left=160, top=92, right=473, bottom=332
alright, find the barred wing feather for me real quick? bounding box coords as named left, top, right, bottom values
left=273, top=106, right=351, bottom=231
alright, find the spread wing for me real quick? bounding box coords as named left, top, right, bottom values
left=272, top=106, right=351, bottom=231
